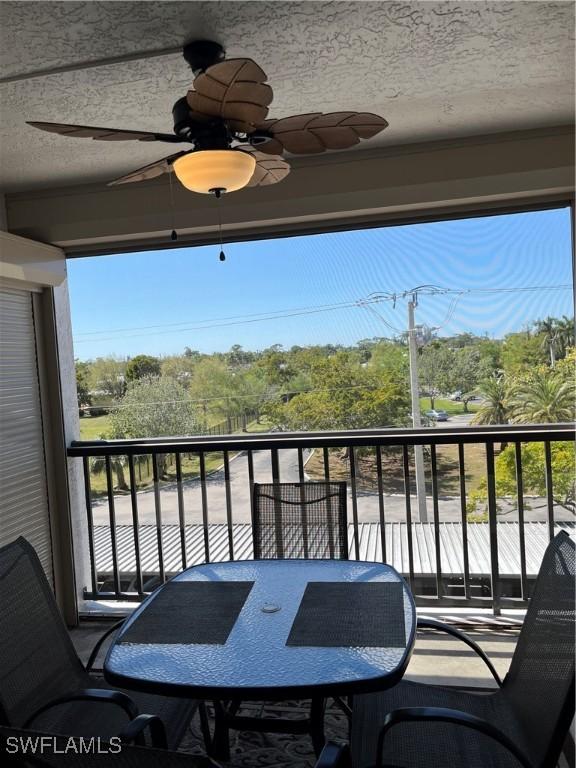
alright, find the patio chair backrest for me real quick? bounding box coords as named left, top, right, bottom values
left=503, top=530, right=575, bottom=768
left=0, top=538, right=88, bottom=727
left=0, top=725, right=216, bottom=767
left=252, top=481, right=348, bottom=560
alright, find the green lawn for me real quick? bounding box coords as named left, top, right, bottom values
left=79, top=414, right=111, bottom=440
left=419, top=397, right=480, bottom=415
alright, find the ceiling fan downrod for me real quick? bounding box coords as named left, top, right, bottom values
left=182, top=40, right=226, bottom=75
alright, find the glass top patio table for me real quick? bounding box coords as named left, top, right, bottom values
left=104, top=559, right=416, bottom=699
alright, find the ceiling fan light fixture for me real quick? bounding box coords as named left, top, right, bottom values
left=173, top=150, right=256, bottom=194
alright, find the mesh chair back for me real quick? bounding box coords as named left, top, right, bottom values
left=0, top=726, right=216, bottom=767
left=503, top=530, right=575, bottom=768
left=0, top=538, right=88, bottom=727
left=252, top=482, right=348, bottom=560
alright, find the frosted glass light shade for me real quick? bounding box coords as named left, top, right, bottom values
left=173, top=150, right=256, bottom=194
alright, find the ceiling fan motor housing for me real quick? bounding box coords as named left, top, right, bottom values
left=172, top=97, right=233, bottom=150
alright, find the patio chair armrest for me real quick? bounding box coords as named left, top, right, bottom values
left=314, top=741, right=352, bottom=768
left=118, top=713, right=168, bottom=748
left=376, top=706, right=534, bottom=768
left=22, top=688, right=139, bottom=729
left=86, top=619, right=126, bottom=672
left=417, top=617, right=502, bottom=686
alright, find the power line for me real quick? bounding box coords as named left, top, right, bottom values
left=73, top=284, right=572, bottom=343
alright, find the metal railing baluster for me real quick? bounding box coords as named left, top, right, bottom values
left=104, top=455, right=121, bottom=598
left=199, top=451, right=210, bottom=563
left=376, top=447, right=386, bottom=563
left=298, top=455, right=309, bottom=559
left=544, top=441, right=555, bottom=541
left=175, top=453, right=187, bottom=571
left=348, top=447, right=360, bottom=559
left=82, top=456, right=98, bottom=598
left=429, top=444, right=443, bottom=599
left=323, top=447, right=330, bottom=480
left=485, top=442, right=501, bottom=616
left=223, top=450, right=234, bottom=560
left=402, top=446, right=415, bottom=591
left=270, top=448, right=284, bottom=557
left=247, top=449, right=255, bottom=526
left=514, top=442, right=528, bottom=599
left=297, top=447, right=305, bottom=482
left=457, top=443, right=470, bottom=601
left=152, top=454, right=165, bottom=583
left=127, top=455, right=144, bottom=596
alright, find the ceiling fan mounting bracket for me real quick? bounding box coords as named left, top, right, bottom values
left=182, top=40, right=225, bottom=74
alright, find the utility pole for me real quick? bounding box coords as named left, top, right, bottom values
left=407, top=297, right=428, bottom=522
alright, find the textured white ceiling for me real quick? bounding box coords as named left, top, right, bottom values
left=0, top=1, right=573, bottom=193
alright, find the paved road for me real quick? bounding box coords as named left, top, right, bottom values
left=93, top=411, right=569, bottom=526
left=92, top=448, right=303, bottom=526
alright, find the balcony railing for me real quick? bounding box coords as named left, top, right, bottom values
left=67, top=423, right=574, bottom=614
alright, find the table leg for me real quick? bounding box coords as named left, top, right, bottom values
left=310, top=696, right=326, bottom=756
left=210, top=700, right=231, bottom=761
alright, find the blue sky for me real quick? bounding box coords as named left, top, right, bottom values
left=69, top=207, right=574, bottom=360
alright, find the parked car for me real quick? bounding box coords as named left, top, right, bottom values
left=449, top=391, right=462, bottom=401
left=425, top=409, right=449, bottom=422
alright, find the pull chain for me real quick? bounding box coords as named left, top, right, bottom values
left=169, top=168, right=177, bottom=241
left=214, top=188, right=226, bottom=261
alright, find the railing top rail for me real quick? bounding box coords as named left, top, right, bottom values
left=67, top=423, right=575, bottom=457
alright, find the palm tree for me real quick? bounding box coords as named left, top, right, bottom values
left=471, top=374, right=510, bottom=426
left=535, top=317, right=561, bottom=368
left=556, top=316, right=575, bottom=358
left=509, top=370, right=575, bottom=424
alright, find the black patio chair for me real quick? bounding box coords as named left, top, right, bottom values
left=207, top=482, right=349, bottom=761
left=0, top=537, right=203, bottom=750
left=348, top=530, right=575, bottom=768
left=0, top=724, right=349, bottom=767
left=253, top=481, right=349, bottom=560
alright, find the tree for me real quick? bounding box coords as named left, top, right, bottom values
left=75, top=360, right=92, bottom=412
left=508, top=369, right=575, bottom=424
left=556, top=316, right=575, bottom=359
left=256, top=348, right=294, bottom=387
left=184, top=347, right=203, bottom=359
left=469, top=441, right=576, bottom=517
left=477, top=337, right=502, bottom=375
left=188, top=358, right=235, bottom=421
left=125, top=354, right=161, bottom=382
left=370, top=341, right=409, bottom=383
left=501, top=331, right=546, bottom=375
left=226, top=344, right=255, bottom=367
left=534, top=317, right=561, bottom=368
left=90, top=455, right=129, bottom=492
left=418, top=343, right=455, bottom=409
left=451, top=347, right=491, bottom=412
left=270, top=353, right=409, bottom=431
left=471, top=374, right=510, bottom=425
left=160, top=354, right=196, bottom=382
left=88, top=356, right=126, bottom=400
left=498, top=441, right=575, bottom=510
left=109, top=376, right=199, bottom=476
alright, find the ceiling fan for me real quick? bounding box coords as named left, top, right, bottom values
left=27, top=40, right=389, bottom=196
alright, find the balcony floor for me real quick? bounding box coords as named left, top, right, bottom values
left=71, top=621, right=525, bottom=766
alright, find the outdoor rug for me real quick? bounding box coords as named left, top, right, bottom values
left=181, top=699, right=349, bottom=767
